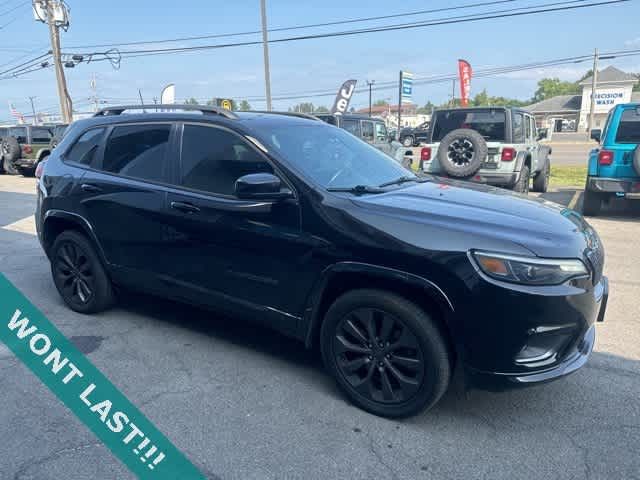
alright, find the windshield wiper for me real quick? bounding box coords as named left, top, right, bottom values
left=326, top=185, right=384, bottom=194
left=378, top=175, right=427, bottom=188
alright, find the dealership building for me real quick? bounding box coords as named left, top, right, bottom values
left=527, top=66, right=639, bottom=132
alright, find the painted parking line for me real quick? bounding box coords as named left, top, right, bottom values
left=567, top=190, right=582, bottom=210
left=2, top=215, right=36, bottom=236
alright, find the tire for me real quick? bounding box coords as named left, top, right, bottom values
left=582, top=187, right=603, bottom=216
left=633, top=145, right=640, bottom=176
left=17, top=166, right=36, bottom=177
left=436, top=128, right=487, bottom=178
left=513, top=165, right=531, bottom=194
left=320, top=289, right=451, bottom=418
left=402, top=135, right=414, bottom=147
left=1, top=137, right=20, bottom=175
left=532, top=160, right=550, bottom=193
left=50, top=231, right=114, bottom=314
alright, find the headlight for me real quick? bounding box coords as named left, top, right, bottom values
left=470, top=251, right=589, bottom=286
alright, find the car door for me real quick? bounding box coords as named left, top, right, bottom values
left=361, top=120, right=375, bottom=145
left=373, top=121, right=392, bottom=155
left=525, top=115, right=541, bottom=172
left=76, top=122, right=174, bottom=292
left=161, top=122, right=309, bottom=335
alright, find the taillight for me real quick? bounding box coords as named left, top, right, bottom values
left=35, top=160, right=46, bottom=179
left=501, top=147, right=516, bottom=162
left=598, top=150, right=613, bottom=165
left=420, top=147, right=432, bottom=161
left=22, top=145, right=33, bottom=155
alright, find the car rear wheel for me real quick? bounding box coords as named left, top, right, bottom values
left=513, top=165, right=531, bottom=194
left=532, top=160, right=550, bottom=193
left=50, top=231, right=114, bottom=314
left=320, top=289, right=451, bottom=418
left=582, top=188, right=603, bottom=216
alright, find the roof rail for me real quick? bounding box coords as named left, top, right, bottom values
left=249, top=110, right=321, bottom=121
left=93, top=104, right=238, bottom=119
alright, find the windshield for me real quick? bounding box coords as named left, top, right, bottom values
left=259, top=123, right=414, bottom=189
left=615, top=108, right=640, bottom=144
left=432, top=110, right=506, bottom=142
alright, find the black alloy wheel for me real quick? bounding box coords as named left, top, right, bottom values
left=321, top=289, right=451, bottom=418
left=447, top=138, right=475, bottom=167
left=51, top=231, right=114, bottom=313
left=333, top=307, right=425, bottom=404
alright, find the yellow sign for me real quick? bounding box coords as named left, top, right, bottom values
left=221, top=99, right=232, bottom=110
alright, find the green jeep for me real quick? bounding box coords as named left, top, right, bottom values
left=0, top=125, right=54, bottom=176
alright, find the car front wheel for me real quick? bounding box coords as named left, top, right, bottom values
left=51, top=231, right=114, bottom=314
left=582, top=188, right=603, bottom=216
left=320, top=289, right=451, bottom=418
left=513, top=165, right=531, bottom=194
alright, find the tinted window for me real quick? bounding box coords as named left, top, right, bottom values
left=180, top=125, right=273, bottom=195
left=8, top=127, right=27, bottom=143
left=362, top=121, right=374, bottom=141
left=102, top=124, right=170, bottom=182
left=31, top=127, right=52, bottom=143
left=512, top=113, right=525, bottom=143
left=433, top=110, right=506, bottom=142
left=375, top=123, right=388, bottom=141
left=615, top=109, right=640, bottom=144
left=525, top=116, right=532, bottom=141
left=342, top=119, right=360, bottom=137
left=66, top=128, right=105, bottom=165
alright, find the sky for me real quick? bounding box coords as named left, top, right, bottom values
left=0, top=0, right=639, bottom=121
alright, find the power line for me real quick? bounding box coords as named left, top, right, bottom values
left=66, top=0, right=523, bottom=49
left=67, top=0, right=629, bottom=62
left=0, top=0, right=29, bottom=17
left=0, top=52, right=50, bottom=76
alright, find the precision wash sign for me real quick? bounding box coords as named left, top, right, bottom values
left=0, top=273, right=205, bottom=479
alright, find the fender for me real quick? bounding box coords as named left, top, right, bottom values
left=514, top=151, right=528, bottom=173
left=42, top=210, right=108, bottom=265
left=300, top=261, right=456, bottom=348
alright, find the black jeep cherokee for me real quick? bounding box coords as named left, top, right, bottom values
left=35, top=105, right=608, bottom=418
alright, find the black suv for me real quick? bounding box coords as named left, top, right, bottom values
left=36, top=105, right=608, bottom=418
left=399, top=121, right=430, bottom=147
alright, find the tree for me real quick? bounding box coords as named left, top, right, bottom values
left=471, top=89, right=527, bottom=107
left=315, top=105, right=329, bottom=113
left=532, top=78, right=580, bottom=102
left=185, top=97, right=199, bottom=105
left=633, top=74, right=640, bottom=92
left=288, top=102, right=316, bottom=113
left=373, top=99, right=389, bottom=106
left=416, top=101, right=435, bottom=114
left=238, top=100, right=252, bottom=111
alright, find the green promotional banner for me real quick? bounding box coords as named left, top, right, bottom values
left=0, top=273, right=205, bottom=479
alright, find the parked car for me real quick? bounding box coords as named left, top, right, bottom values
left=36, top=104, right=607, bottom=418
left=399, top=121, right=430, bottom=147
left=1, top=124, right=55, bottom=176
left=314, top=113, right=402, bottom=158
left=584, top=103, right=640, bottom=216
left=413, top=107, right=551, bottom=193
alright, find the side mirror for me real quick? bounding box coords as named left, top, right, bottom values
left=590, top=129, right=601, bottom=142
left=235, top=173, right=293, bottom=200
left=537, top=128, right=548, bottom=140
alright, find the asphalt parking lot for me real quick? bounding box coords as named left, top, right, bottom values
left=0, top=175, right=638, bottom=480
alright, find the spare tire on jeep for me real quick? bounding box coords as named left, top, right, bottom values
left=437, top=128, right=487, bottom=178
left=2, top=136, right=20, bottom=162
left=633, top=145, right=640, bottom=176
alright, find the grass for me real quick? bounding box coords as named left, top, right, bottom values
left=549, top=166, right=587, bottom=188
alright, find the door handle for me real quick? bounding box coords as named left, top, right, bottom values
left=80, top=183, right=102, bottom=193
left=170, top=201, right=201, bottom=214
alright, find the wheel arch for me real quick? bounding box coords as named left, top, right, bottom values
left=301, top=262, right=458, bottom=358
left=42, top=210, right=107, bottom=265
left=37, top=149, right=51, bottom=161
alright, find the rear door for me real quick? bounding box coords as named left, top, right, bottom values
left=605, top=106, right=640, bottom=179
left=30, top=126, right=53, bottom=160
left=525, top=114, right=541, bottom=172
left=77, top=122, right=174, bottom=291
left=373, top=122, right=392, bottom=155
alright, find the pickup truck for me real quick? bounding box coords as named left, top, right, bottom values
left=402, top=107, right=551, bottom=193
left=584, top=103, right=640, bottom=216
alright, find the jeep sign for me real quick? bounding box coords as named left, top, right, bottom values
left=331, top=79, right=357, bottom=116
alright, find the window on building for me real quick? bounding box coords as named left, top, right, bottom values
left=66, top=128, right=106, bottom=165
left=180, top=124, right=273, bottom=196
left=102, top=124, right=170, bottom=183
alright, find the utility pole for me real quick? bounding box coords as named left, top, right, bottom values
left=367, top=80, right=375, bottom=117
left=28, top=96, right=37, bottom=125
left=397, top=71, right=402, bottom=140
left=451, top=79, right=456, bottom=107
left=588, top=48, right=599, bottom=133
left=34, top=1, right=73, bottom=123
left=260, top=0, right=272, bottom=111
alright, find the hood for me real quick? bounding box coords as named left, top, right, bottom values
left=349, top=177, right=595, bottom=258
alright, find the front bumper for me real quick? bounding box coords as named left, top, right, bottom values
left=588, top=177, right=640, bottom=198
left=423, top=170, right=518, bottom=187
left=462, top=274, right=608, bottom=392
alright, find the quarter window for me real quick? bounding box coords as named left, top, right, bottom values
left=102, top=124, right=170, bottom=183
left=362, top=121, right=374, bottom=141
left=342, top=119, right=360, bottom=137
left=180, top=125, right=273, bottom=196
left=31, top=127, right=52, bottom=143
left=66, top=128, right=106, bottom=165
left=615, top=109, right=640, bottom=144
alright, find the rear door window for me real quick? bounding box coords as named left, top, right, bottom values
left=8, top=127, right=27, bottom=143
left=31, top=127, right=53, bottom=143
left=102, top=124, right=171, bottom=183
left=342, top=119, right=360, bottom=137
left=362, top=121, right=374, bottom=141
left=66, top=128, right=106, bottom=165
left=512, top=113, right=525, bottom=143
left=375, top=123, right=388, bottom=142
left=615, top=108, right=640, bottom=144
